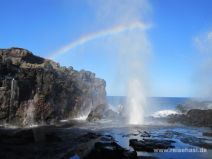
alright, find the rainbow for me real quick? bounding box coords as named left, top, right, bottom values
left=48, top=21, right=150, bottom=59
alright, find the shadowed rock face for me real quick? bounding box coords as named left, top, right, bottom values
left=87, top=104, right=119, bottom=122
left=0, top=48, right=106, bottom=127
left=167, top=109, right=212, bottom=127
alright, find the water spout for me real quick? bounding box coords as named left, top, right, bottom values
left=127, top=78, right=146, bottom=125
left=74, top=115, right=88, bottom=120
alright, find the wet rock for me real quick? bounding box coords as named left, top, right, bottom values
left=203, top=132, right=212, bottom=137
left=138, top=156, right=159, bottom=159
left=45, top=133, right=62, bottom=142
left=122, top=133, right=138, bottom=137
left=85, top=141, right=137, bottom=159
left=186, top=109, right=212, bottom=127
left=100, top=135, right=113, bottom=142
left=0, top=126, right=104, bottom=159
left=0, top=48, right=107, bottom=127
left=140, top=131, right=151, bottom=138
left=0, top=128, right=35, bottom=144
left=180, top=135, right=212, bottom=149
left=86, top=104, right=119, bottom=122
left=123, top=131, right=151, bottom=138
left=77, top=132, right=101, bottom=142
left=86, top=104, right=107, bottom=122
left=157, top=130, right=212, bottom=149
left=0, top=127, right=63, bottom=144
left=167, top=109, right=212, bottom=127
left=104, top=109, right=119, bottom=119
left=129, top=139, right=175, bottom=152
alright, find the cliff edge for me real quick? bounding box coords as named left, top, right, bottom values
left=0, top=48, right=106, bottom=126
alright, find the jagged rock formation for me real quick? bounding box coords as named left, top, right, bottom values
left=0, top=48, right=106, bottom=126
left=167, top=109, right=212, bottom=127
left=87, top=104, right=119, bottom=122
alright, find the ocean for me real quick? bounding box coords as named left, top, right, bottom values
left=107, top=96, right=189, bottom=116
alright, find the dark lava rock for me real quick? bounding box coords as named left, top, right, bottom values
left=86, top=104, right=107, bottom=121
left=77, top=132, right=101, bottom=142
left=203, top=132, right=212, bottom=137
left=0, top=126, right=63, bottom=144
left=157, top=130, right=212, bottom=149
left=45, top=132, right=62, bottom=142
left=129, top=139, right=175, bottom=152
left=0, top=128, right=35, bottom=144
left=0, top=126, right=103, bottom=159
left=85, top=141, right=137, bottom=159
left=180, top=135, right=212, bottom=149
left=138, top=156, right=159, bottom=159
left=167, top=109, right=212, bottom=127
left=86, top=104, right=119, bottom=121
left=123, top=131, right=151, bottom=138
left=0, top=48, right=107, bottom=127
left=186, top=109, right=212, bottom=127
left=122, top=133, right=138, bottom=137
left=140, top=131, right=151, bottom=138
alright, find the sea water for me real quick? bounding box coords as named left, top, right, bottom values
left=107, top=96, right=189, bottom=117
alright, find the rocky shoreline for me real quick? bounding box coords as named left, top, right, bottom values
left=0, top=122, right=211, bottom=159
left=0, top=48, right=107, bottom=127
left=166, top=109, right=212, bottom=127
left=0, top=48, right=212, bottom=159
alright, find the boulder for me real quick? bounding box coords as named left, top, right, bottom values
left=85, top=141, right=137, bottom=159
left=129, top=139, right=175, bottom=152
left=203, top=132, right=212, bottom=137
left=186, top=109, right=212, bottom=126
left=167, top=109, right=212, bottom=127
left=86, top=104, right=119, bottom=122
left=86, top=104, right=107, bottom=121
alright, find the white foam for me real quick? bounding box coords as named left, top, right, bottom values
left=108, top=104, right=123, bottom=114
left=28, top=124, right=39, bottom=128
left=73, top=115, right=88, bottom=120
left=152, top=109, right=179, bottom=118
left=60, top=119, right=69, bottom=122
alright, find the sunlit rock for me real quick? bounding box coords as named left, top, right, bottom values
left=0, top=48, right=107, bottom=127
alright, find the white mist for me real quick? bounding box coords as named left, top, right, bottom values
left=127, top=78, right=146, bottom=124
left=89, top=0, right=152, bottom=125
left=56, top=0, right=152, bottom=124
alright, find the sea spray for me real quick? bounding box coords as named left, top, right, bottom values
left=92, top=0, right=152, bottom=125
left=194, top=31, right=212, bottom=100
left=115, top=30, right=151, bottom=125
left=50, top=0, right=152, bottom=124
left=127, top=79, right=147, bottom=124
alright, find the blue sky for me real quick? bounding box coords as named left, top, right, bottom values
left=0, top=0, right=212, bottom=97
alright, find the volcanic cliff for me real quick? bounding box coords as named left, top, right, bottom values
left=0, top=48, right=106, bottom=126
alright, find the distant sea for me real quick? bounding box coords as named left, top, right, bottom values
left=107, top=96, right=189, bottom=116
